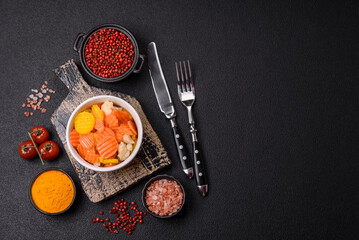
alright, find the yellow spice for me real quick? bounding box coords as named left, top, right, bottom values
left=31, top=170, right=74, bottom=214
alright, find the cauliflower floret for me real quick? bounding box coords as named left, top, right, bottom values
left=101, top=100, right=114, bottom=115
left=126, top=143, right=133, bottom=152
left=123, top=134, right=135, bottom=144
left=118, top=142, right=130, bottom=161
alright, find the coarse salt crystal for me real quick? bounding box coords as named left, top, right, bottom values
left=23, top=81, right=55, bottom=117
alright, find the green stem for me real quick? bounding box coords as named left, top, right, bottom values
left=30, top=130, right=42, bottom=136
left=27, top=132, right=44, bottom=165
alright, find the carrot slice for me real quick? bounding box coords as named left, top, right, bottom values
left=128, top=120, right=137, bottom=135
left=97, top=127, right=116, bottom=143
left=79, top=133, right=95, bottom=149
left=94, top=116, right=105, bottom=132
left=113, top=109, right=130, bottom=124
left=118, top=123, right=134, bottom=135
left=104, top=112, right=119, bottom=128
left=84, top=152, right=100, bottom=163
left=111, top=127, right=124, bottom=142
left=70, top=129, right=80, bottom=147
left=77, top=144, right=87, bottom=159
left=96, top=135, right=118, bottom=159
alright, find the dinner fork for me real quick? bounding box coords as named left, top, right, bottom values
left=175, top=61, right=208, bottom=197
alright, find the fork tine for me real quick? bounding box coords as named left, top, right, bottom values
left=183, top=61, right=191, bottom=91
left=187, top=60, right=194, bottom=91
left=175, top=62, right=182, bottom=94
left=179, top=61, right=186, bottom=91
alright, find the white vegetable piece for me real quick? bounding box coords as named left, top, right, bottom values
left=123, top=151, right=130, bottom=159
left=118, top=142, right=131, bottom=161
left=113, top=106, right=123, bottom=111
left=126, top=143, right=133, bottom=151
left=101, top=100, right=114, bottom=115
left=123, top=134, right=135, bottom=144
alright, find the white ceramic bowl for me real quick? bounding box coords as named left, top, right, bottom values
left=66, top=95, right=143, bottom=172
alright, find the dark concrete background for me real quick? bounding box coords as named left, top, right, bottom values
left=0, top=0, right=358, bottom=239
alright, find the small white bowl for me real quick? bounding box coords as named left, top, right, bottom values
left=66, top=95, right=143, bottom=172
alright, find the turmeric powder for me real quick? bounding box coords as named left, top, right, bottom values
left=31, top=169, right=75, bottom=214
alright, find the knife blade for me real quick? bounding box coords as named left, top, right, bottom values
left=147, top=42, right=193, bottom=179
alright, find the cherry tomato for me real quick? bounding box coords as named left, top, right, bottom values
left=19, top=140, right=38, bottom=159
left=30, top=126, right=49, bottom=144
left=39, top=141, right=59, bottom=161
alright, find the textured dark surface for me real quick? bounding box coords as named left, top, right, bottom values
left=0, top=0, right=358, bottom=239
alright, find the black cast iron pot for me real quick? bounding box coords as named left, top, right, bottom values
left=73, top=24, right=145, bottom=83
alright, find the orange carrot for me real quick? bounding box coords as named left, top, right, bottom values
left=97, top=127, right=116, bottom=143
left=113, top=109, right=130, bottom=124
left=77, top=144, right=87, bottom=159
left=115, top=132, right=123, bottom=143
left=111, top=127, right=124, bottom=142
left=118, top=123, right=134, bottom=135
left=128, top=120, right=137, bottom=135
left=70, top=129, right=80, bottom=147
left=79, top=133, right=95, bottom=149
left=94, top=116, right=105, bottom=132
left=84, top=152, right=100, bottom=163
left=96, top=135, right=118, bottom=159
left=104, top=112, right=119, bottom=128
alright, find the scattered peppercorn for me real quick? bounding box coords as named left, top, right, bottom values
left=92, top=199, right=146, bottom=235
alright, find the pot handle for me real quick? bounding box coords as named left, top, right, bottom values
left=73, top=33, right=86, bottom=52
left=133, top=54, right=145, bottom=74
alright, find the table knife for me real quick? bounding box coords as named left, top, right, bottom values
left=147, top=42, right=193, bottom=179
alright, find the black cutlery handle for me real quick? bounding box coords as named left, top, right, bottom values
left=170, top=118, right=193, bottom=179
left=193, top=141, right=208, bottom=196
